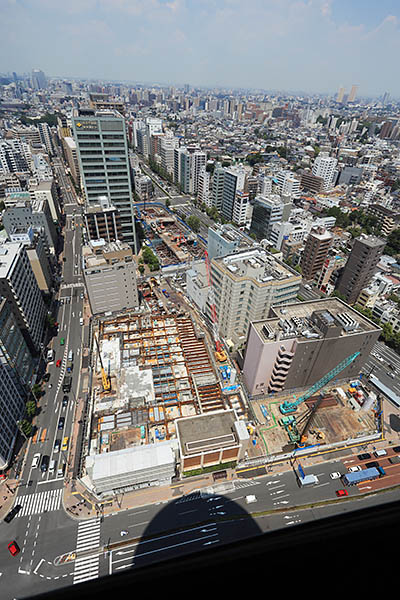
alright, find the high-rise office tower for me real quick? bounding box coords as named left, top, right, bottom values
left=348, top=85, right=358, bottom=103
left=336, top=86, right=346, bottom=103
left=72, top=108, right=137, bottom=251
left=382, top=92, right=390, bottom=106
left=31, top=69, right=47, bottom=90
left=336, top=235, right=386, bottom=304
left=300, top=226, right=333, bottom=281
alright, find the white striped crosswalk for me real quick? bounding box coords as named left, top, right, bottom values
left=73, top=518, right=101, bottom=585
left=17, top=487, right=63, bottom=517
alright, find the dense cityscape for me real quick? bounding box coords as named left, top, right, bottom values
left=2, top=13, right=400, bottom=599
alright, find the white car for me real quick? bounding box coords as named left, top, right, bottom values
left=330, top=472, right=341, bottom=479
left=31, top=453, right=41, bottom=469
left=348, top=466, right=361, bottom=472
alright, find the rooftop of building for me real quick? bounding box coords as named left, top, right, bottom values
left=82, top=238, right=133, bottom=268
left=252, top=297, right=381, bottom=344
left=176, top=409, right=243, bottom=456
left=212, top=247, right=300, bottom=284
left=0, top=242, right=22, bottom=277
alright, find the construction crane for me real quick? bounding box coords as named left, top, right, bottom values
left=94, top=334, right=111, bottom=392
left=279, top=352, right=360, bottom=415
left=296, top=393, right=326, bottom=447
left=204, top=250, right=227, bottom=363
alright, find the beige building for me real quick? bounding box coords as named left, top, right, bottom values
left=62, top=136, right=81, bottom=187
left=210, top=248, right=301, bottom=344
left=83, top=239, right=139, bottom=315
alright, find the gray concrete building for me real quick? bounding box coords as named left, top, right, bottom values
left=0, top=241, right=46, bottom=354
left=83, top=239, right=139, bottom=315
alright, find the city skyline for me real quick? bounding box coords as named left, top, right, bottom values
left=1, top=0, right=400, bottom=97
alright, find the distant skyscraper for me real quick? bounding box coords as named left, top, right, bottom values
left=382, top=92, right=390, bottom=106
left=348, top=85, right=358, bottom=103
left=336, top=86, right=346, bottom=103
left=72, top=108, right=137, bottom=252
left=31, top=69, right=47, bottom=90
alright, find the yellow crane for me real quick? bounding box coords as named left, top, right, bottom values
left=94, top=334, right=111, bottom=392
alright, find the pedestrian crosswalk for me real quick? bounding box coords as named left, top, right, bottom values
left=73, top=518, right=101, bottom=585
left=17, top=487, right=63, bottom=517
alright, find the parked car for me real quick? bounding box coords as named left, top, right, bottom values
left=348, top=466, right=361, bottom=472
left=8, top=541, right=20, bottom=556
left=393, top=446, right=400, bottom=453
left=357, top=453, right=371, bottom=460
left=40, top=455, right=50, bottom=472
left=330, top=472, right=341, bottom=479
left=31, top=453, right=41, bottom=469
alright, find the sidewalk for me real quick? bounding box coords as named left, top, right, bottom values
left=62, top=470, right=220, bottom=521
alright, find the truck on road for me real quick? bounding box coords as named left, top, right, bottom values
left=342, top=467, right=380, bottom=486
left=62, top=376, right=72, bottom=393
left=298, top=474, right=319, bottom=487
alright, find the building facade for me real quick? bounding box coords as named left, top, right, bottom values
left=72, top=108, right=137, bottom=251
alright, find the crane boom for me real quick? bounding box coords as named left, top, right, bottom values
left=204, top=251, right=227, bottom=362
left=94, top=334, right=111, bottom=392
left=279, top=351, right=360, bottom=414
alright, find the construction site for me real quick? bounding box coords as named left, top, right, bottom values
left=250, top=377, right=381, bottom=457
left=135, top=204, right=205, bottom=266
left=86, top=311, right=248, bottom=463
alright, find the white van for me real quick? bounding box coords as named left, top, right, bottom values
left=374, top=449, right=387, bottom=457
left=49, top=459, right=56, bottom=474
left=46, top=349, right=55, bottom=362
left=79, top=318, right=84, bottom=326
left=68, top=350, right=74, bottom=361
left=245, top=495, right=257, bottom=504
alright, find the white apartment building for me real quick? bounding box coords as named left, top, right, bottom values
left=197, top=166, right=211, bottom=207
left=269, top=220, right=307, bottom=251
left=160, top=135, right=179, bottom=177
left=312, top=153, right=338, bottom=190
left=232, top=191, right=249, bottom=226
left=210, top=248, right=301, bottom=343
left=276, top=170, right=301, bottom=199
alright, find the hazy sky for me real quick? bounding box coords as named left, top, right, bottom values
left=1, top=0, right=400, bottom=96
